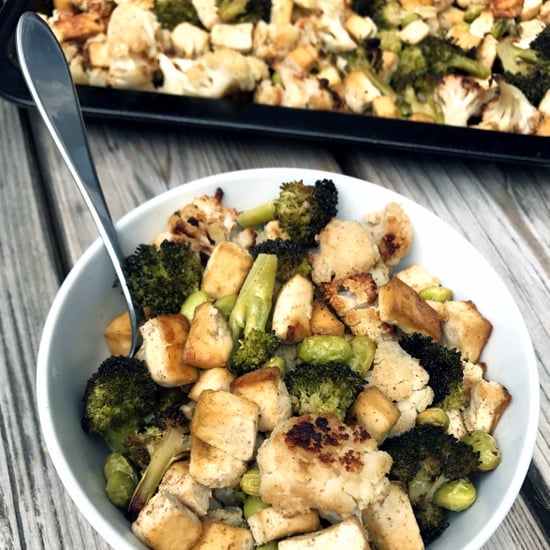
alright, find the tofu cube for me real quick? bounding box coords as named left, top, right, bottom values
left=394, top=263, right=439, bottom=292
left=210, top=23, right=254, bottom=52
left=103, top=310, right=132, bottom=356
left=139, top=314, right=199, bottom=386
left=362, top=482, right=424, bottom=550
left=192, top=519, right=254, bottom=549
left=439, top=300, right=493, bottom=362
left=310, top=298, right=346, bottom=337
left=132, top=491, right=202, bottom=550
left=191, top=390, right=259, bottom=461
left=188, top=367, right=235, bottom=401
left=201, top=241, right=253, bottom=299
left=230, top=367, right=292, bottom=432
left=378, top=276, right=441, bottom=341
left=159, top=461, right=211, bottom=516
left=272, top=274, right=314, bottom=343
left=462, top=379, right=512, bottom=434
left=248, top=507, right=320, bottom=545
left=278, top=516, right=371, bottom=549
left=189, top=435, right=247, bottom=488
left=181, top=302, right=233, bottom=369
left=351, top=386, right=401, bottom=442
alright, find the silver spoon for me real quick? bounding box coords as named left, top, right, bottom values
left=16, top=12, right=144, bottom=356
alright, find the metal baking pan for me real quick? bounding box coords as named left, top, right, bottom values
left=2, top=0, right=549, bottom=165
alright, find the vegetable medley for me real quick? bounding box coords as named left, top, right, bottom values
left=44, top=0, right=550, bottom=135
left=83, top=178, right=512, bottom=549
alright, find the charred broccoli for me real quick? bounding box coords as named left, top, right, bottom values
left=236, top=179, right=338, bottom=247
left=123, top=239, right=203, bottom=317
left=381, top=424, right=480, bottom=544
left=216, top=0, right=271, bottom=22
left=151, top=0, right=202, bottom=29
left=351, top=0, right=403, bottom=30
left=399, top=332, right=464, bottom=410
left=285, top=362, right=365, bottom=421
left=228, top=253, right=280, bottom=375
left=127, top=409, right=191, bottom=521
left=496, top=35, right=550, bottom=106
left=250, top=238, right=312, bottom=283
left=82, top=356, right=161, bottom=452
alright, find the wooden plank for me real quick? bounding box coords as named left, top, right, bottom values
left=0, top=100, right=109, bottom=549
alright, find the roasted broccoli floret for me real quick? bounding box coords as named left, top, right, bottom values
left=228, top=253, right=280, bottom=375
left=236, top=179, right=338, bottom=247
left=216, top=0, right=271, bottom=22
left=399, top=332, right=464, bottom=410
left=151, top=0, right=202, bottom=29
left=352, top=0, right=403, bottom=29
left=250, top=238, right=312, bottom=283
left=496, top=37, right=550, bottom=106
left=127, top=409, right=191, bottom=520
left=82, top=356, right=161, bottom=452
left=230, top=328, right=280, bottom=376
left=381, top=424, right=480, bottom=544
left=123, top=239, right=203, bottom=317
left=393, top=36, right=490, bottom=104
left=285, top=362, right=365, bottom=421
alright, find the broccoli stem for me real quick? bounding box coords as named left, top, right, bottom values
left=448, top=55, right=490, bottom=79
left=127, top=427, right=190, bottom=520
left=218, top=0, right=248, bottom=21
left=228, top=253, right=278, bottom=341
left=236, top=200, right=276, bottom=228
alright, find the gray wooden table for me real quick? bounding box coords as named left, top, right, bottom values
left=0, top=94, right=548, bottom=549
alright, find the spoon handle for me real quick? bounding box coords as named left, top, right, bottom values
left=16, top=12, right=143, bottom=355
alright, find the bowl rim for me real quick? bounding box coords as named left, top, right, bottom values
left=36, top=167, right=540, bottom=550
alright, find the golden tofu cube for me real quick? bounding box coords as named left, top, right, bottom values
left=103, top=310, right=132, bottom=356
left=189, top=435, right=247, bottom=488
left=193, top=519, right=254, bottom=550
left=191, top=390, right=259, bottom=461
left=248, top=507, right=320, bottom=545
left=181, top=302, right=233, bottom=369
left=362, top=482, right=424, bottom=550
left=351, top=386, right=401, bottom=442
left=310, top=298, right=346, bottom=337
left=230, top=367, right=292, bottom=432
left=188, top=367, right=235, bottom=401
left=463, top=379, right=512, bottom=434
left=201, top=241, right=253, bottom=299
left=378, top=276, right=441, bottom=341
left=159, top=461, right=211, bottom=516
left=132, top=492, right=202, bottom=550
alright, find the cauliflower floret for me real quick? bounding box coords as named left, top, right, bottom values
left=434, top=74, right=497, bottom=127
left=364, top=202, right=413, bottom=267
left=310, top=219, right=381, bottom=285
left=257, top=414, right=392, bottom=517
left=156, top=190, right=254, bottom=256
left=252, top=21, right=302, bottom=60
left=319, top=272, right=379, bottom=318
left=158, top=48, right=269, bottom=98
left=366, top=340, right=434, bottom=436
left=477, top=78, right=538, bottom=134
left=343, top=70, right=382, bottom=113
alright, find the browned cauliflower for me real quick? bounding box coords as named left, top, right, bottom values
left=256, top=413, right=392, bottom=517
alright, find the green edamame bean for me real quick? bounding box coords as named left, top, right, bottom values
left=416, top=408, right=450, bottom=431
left=297, top=336, right=352, bottom=364
left=240, top=468, right=261, bottom=496
left=104, top=452, right=138, bottom=508
left=462, top=430, right=502, bottom=471
left=348, top=335, right=376, bottom=376
left=433, top=478, right=476, bottom=511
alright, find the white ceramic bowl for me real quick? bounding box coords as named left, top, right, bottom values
left=37, top=168, right=539, bottom=550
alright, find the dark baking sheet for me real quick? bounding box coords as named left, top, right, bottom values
left=2, top=0, right=549, bottom=165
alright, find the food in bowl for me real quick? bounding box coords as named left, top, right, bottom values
left=36, top=169, right=538, bottom=550
left=40, top=0, right=550, bottom=135
left=84, top=174, right=509, bottom=548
